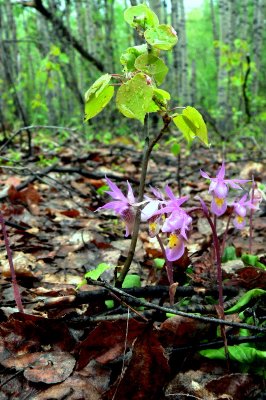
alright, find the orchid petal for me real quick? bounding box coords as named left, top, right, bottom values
left=211, top=196, right=227, bottom=216
left=200, top=170, right=211, bottom=180
left=141, top=200, right=161, bottom=221
left=126, top=181, right=135, bottom=204
left=165, top=234, right=185, bottom=261
left=121, top=208, right=135, bottom=237
left=214, top=181, right=228, bottom=198
left=216, top=160, right=226, bottom=179
left=105, top=177, right=128, bottom=201
left=233, top=215, right=246, bottom=230
left=164, top=185, right=176, bottom=200
left=209, top=180, right=217, bottom=193
left=97, top=200, right=128, bottom=214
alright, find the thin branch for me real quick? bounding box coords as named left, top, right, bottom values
left=117, top=114, right=172, bottom=286
left=0, top=125, right=78, bottom=153
left=87, top=279, right=266, bottom=333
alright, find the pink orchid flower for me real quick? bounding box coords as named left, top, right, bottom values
left=200, top=161, right=249, bottom=216
left=143, top=185, right=192, bottom=261
left=232, top=194, right=256, bottom=229
left=96, top=177, right=136, bottom=237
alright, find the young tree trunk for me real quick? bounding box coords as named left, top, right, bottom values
left=5, top=2, right=19, bottom=76
left=210, top=0, right=219, bottom=66
left=217, top=0, right=232, bottom=135
left=104, top=0, right=115, bottom=72
left=190, top=59, right=197, bottom=106
left=170, top=0, right=181, bottom=102
left=161, top=0, right=168, bottom=25
left=252, top=0, right=265, bottom=96
left=239, top=0, right=249, bottom=40
left=179, top=0, right=190, bottom=104
left=149, top=0, right=162, bottom=22
left=83, top=0, right=96, bottom=55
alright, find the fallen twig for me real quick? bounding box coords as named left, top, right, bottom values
left=87, top=279, right=266, bottom=333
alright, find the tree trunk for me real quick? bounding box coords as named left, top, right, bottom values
left=179, top=0, right=190, bottom=104
left=217, top=0, right=232, bottom=134
left=210, top=0, right=219, bottom=66
left=239, top=0, right=249, bottom=40
left=149, top=0, right=162, bottom=22
left=252, top=0, right=265, bottom=96
left=104, top=0, right=115, bottom=72
left=170, top=0, right=181, bottom=102
left=190, top=59, right=197, bottom=106
left=22, top=0, right=104, bottom=72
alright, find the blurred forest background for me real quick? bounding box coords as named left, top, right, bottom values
left=0, top=0, right=265, bottom=150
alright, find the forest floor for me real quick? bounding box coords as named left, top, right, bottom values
left=0, top=135, right=265, bottom=400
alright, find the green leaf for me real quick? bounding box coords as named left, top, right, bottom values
left=85, top=74, right=112, bottom=100
left=134, top=54, right=168, bottom=85
left=122, top=274, right=141, bottom=288
left=120, top=45, right=147, bottom=73
left=171, top=142, right=181, bottom=156
left=173, top=106, right=209, bottom=146
left=116, top=73, right=154, bottom=123
left=144, top=25, right=178, bottom=51
left=200, top=345, right=266, bottom=364
left=154, top=258, right=165, bottom=269
left=84, top=74, right=114, bottom=121
left=105, top=300, right=114, bottom=309
left=225, top=289, right=266, bottom=314
left=124, top=4, right=159, bottom=29
left=146, top=88, right=170, bottom=112
left=84, top=263, right=114, bottom=280
left=96, top=184, right=109, bottom=196
left=222, top=246, right=237, bottom=262
left=241, top=253, right=258, bottom=266
left=241, top=254, right=266, bottom=270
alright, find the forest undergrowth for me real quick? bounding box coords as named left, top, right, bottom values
left=0, top=133, right=265, bottom=399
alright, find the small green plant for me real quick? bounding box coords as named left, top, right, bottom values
left=84, top=3, right=208, bottom=291
left=84, top=3, right=208, bottom=147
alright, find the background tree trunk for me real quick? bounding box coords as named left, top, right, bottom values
left=217, top=0, right=232, bottom=134
left=179, top=0, right=190, bottom=104
left=210, top=0, right=219, bottom=66
left=252, top=0, right=265, bottom=96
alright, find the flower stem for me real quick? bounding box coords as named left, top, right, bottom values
left=156, top=234, right=174, bottom=305
left=220, top=210, right=233, bottom=257
left=116, top=114, right=172, bottom=286
left=0, top=212, right=24, bottom=312
left=199, top=200, right=229, bottom=364
left=249, top=177, right=255, bottom=254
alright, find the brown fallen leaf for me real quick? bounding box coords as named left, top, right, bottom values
left=75, top=319, right=146, bottom=370
left=225, top=266, right=266, bottom=289
left=104, top=326, right=170, bottom=400
left=205, top=373, right=263, bottom=400
left=24, top=352, right=76, bottom=384
left=31, top=373, right=102, bottom=400
left=8, top=184, right=41, bottom=215
left=1, top=351, right=76, bottom=384
left=159, top=315, right=214, bottom=347
left=0, top=313, right=75, bottom=355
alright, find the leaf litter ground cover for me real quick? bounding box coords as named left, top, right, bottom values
left=0, top=139, right=265, bottom=399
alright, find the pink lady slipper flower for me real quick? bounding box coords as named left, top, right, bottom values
left=200, top=161, right=249, bottom=216
left=232, top=194, right=255, bottom=229
left=96, top=177, right=136, bottom=237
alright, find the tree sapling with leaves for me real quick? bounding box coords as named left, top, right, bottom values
left=84, top=3, right=208, bottom=290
